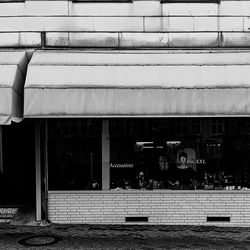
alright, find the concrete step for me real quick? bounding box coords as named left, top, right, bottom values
left=10, top=207, right=36, bottom=226
left=0, top=208, right=18, bottom=223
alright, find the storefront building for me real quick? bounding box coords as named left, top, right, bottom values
left=2, top=0, right=250, bottom=226
left=23, top=50, right=250, bottom=226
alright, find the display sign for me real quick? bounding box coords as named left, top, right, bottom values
left=109, top=163, right=134, bottom=168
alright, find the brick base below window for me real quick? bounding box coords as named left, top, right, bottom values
left=48, top=190, right=250, bottom=226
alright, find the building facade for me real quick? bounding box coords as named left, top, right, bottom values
left=1, top=0, right=250, bottom=226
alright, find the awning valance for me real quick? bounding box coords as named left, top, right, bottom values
left=0, top=51, right=28, bottom=125
left=24, top=50, right=250, bottom=117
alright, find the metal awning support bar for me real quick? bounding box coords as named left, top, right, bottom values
left=102, top=120, right=110, bottom=190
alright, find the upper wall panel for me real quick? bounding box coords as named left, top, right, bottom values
left=6, top=1, right=217, bottom=17
left=0, top=1, right=68, bottom=16
left=1, top=1, right=250, bottom=17
left=0, top=1, right=250, bottom=36
left=163, top=3, right=218, bottom=16
left=0, top=17, right=144, bottom=32
left=219, top=1, right=250, bottom=16
left=69, top=1, right=162, bottom=16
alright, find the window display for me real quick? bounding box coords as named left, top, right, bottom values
left=109, top=118, right=250, bottom=190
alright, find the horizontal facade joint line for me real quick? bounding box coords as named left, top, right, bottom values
left=24, top=86, right=250, bottom=89
left=28, top=63, right=250, bottom=66
left=0, top=15, right=250, bottom=18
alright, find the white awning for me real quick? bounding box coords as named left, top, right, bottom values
left=24, top=50, right=250, bottom=117
left=0, top=51, right=28, bottom=125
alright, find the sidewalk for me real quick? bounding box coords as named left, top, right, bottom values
left=1, top=223, right=250, bottom=249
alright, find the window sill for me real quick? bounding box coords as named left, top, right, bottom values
left=0, top=0, right=25, bottom=2
left=161, top=0, right=220, bottom=3
left=48, top=189, right=250, bottom=194
left=72, top=0, right=132, bottom=3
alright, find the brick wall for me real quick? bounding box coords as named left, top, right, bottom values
left=48, top=191, right=250, bottom=226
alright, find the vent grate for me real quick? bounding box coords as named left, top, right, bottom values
left=125, top=217, right=148, bottom=222
left=207, top=216, right=230, bottom=222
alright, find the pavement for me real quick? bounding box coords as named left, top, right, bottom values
left=1, top=223, right=250, bottom=249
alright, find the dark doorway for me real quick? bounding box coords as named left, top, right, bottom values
left=0, top=120, right=35, bottom=206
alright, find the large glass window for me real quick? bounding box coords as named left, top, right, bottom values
left=48, top=118, right=250, bottom=191
left=48, top=119, right=102, bottom=190
left=109, top=118, right=250, bottom=191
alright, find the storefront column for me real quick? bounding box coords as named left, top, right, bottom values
left=43, top=120, right=48, bottom=221
left=102, top=120, right=110, bottom=190
left=0, top=126, right=2, bottom=174
left=35, top=121, right=42, bottom=221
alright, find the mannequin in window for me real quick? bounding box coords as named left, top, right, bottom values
left=159, top=155, right=168, bottom=172
left=158, top=155, right=170, bottom=188
left=171, top=151, right=195, bottom=190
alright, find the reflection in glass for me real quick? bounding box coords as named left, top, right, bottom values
left=48, top=119, right=102, bottom=190
left=47, top=118, right=250, bottom=191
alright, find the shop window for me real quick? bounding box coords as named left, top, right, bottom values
left=109, top=118, right=250, bottom=191
left=47, top=119, right=102, bottom=190
left=48, top=118, right=250, bottom=191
